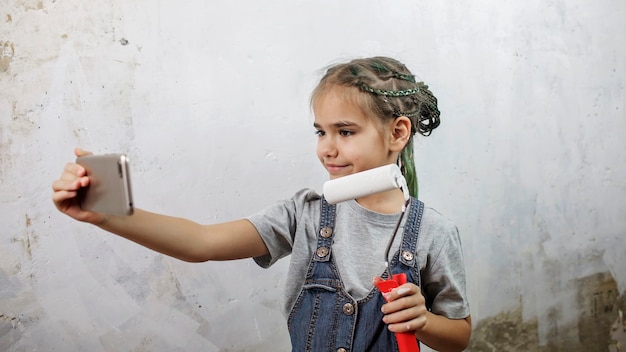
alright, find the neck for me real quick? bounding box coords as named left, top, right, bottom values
left=355, top=188, right=406, bottom=214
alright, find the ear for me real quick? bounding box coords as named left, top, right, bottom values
left=389, top=116, right=412, bottom=152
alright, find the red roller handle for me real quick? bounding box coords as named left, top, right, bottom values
left=375, top=273, right=420, bottom=352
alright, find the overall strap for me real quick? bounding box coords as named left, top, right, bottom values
left=314, top=196, right=336, bottom=262
left=397, top=197, right=425, bottom=268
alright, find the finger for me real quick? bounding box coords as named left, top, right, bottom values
left=393, top=283, right=423, bottom=300
left=381, top=288, right=425, bottom=315
left=79, top=175, right=90, bottom=187
left=52, top=189, right=78, bottom=203
left=394, top=286, right=412, bottom=297
left=74, top=148, right=93, bottom=157
left=64, top=162, right=86, bottom=177
left=63, top=173, right=89, bottom=187
left=383, top=284, right=418, bottom=303
left=387, top=315, right=427, bottom=333
left=60, top=170, right=79, bottom=183
left=52, top=178, right=77, bottom=192
left=383, top=301, right=428, bottom=321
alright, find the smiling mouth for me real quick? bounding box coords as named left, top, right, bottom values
left=325, top=164, right=348, bottom=176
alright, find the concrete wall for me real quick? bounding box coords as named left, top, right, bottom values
left=1, top=0, right=624, bottom=351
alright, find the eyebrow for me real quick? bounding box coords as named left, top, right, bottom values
left=313, top=121, right=358, bottom=129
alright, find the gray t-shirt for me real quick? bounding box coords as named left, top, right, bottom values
left=247, top=188, right=470, bottom=320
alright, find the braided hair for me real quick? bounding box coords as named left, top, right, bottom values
left=311, top=56, right=441, bottom=198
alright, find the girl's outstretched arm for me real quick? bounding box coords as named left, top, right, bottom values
left=97, top=210, right=268, bottom=262
left=52, top=148, right=269, bottom=262
left=380, top=282, right=472, bottom=352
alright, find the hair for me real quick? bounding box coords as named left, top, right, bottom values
left=311, top=56, right=441, bottom=198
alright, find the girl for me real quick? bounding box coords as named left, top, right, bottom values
left=52, top=56, right=471, bottom=351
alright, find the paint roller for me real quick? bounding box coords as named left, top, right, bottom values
left=322, top=164, right=420, bottom=352
left=323, top=164, right=410, bottom=205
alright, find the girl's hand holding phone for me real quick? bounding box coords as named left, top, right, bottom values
left=51, top=148, right=106, bottom=224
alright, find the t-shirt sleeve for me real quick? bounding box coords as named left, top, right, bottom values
left=246, top=188, right=320, bottom=268
left=421, top=210, right=470, bottom=319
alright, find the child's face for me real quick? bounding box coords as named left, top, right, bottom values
left=313, top=87, right=397, bottom=180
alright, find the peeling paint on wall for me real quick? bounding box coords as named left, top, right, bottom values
left=468, top=272, right=626, bottom=351
left=609, top=310, right=626, bottom=352
left=0, top=41, right=14, bottom=72
left=577, top=272, right=625, bottom=350
left=0, top=313, right=23, bottom=347
left=11, top=215, right=36, bottom=259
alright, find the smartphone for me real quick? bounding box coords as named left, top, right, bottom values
left=76, top=154, right=134, bottom=216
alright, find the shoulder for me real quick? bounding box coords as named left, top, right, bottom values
left=419, top=205, right=460, bottom=240
left=248, top=188, right=321, bottom=267
left=295, top=188, right=322, bottom=203
left=247, top=188, right=321, bottom=224
left=415, top=204, right=463, bottom=262
left=286, top=188, right=322, bottom=214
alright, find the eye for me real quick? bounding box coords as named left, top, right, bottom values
left=339, top=129, right=354, bottom=137
left=314, top=130, right=325, bottom=137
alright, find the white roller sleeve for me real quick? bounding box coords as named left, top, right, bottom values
left=323, top=164, right=406, bottom=204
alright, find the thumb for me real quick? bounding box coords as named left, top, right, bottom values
left=74, top=147, right=93, bottom=157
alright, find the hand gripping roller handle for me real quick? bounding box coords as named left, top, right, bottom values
left=375, top=273, right=420, bottom=352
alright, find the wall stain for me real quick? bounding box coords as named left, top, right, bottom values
left=577, top=272, right=625, bottom=351
left=0, top=41, right=15, bottom=72
left=0, top=137, right=11, bottom=186
left=19, top=1, right=44, bottom=11
left=0, top=313, right=20, bottom=329
left=11, top=214, right=37, bottom=260
left=9, top=96, right=45, bottom=138
left=468, top=306, right=540, bottom=351
left=0, top=313, right=23, bottom=349
left=0, top=311, right=39, bottom=350
left=5, top=14, right=11, bottom=23
left=609, top=309, right=625, bottom=352
left=468, top=271, right=626, bottom=351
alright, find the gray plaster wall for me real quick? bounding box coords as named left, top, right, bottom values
left=1, top=0, right=624, bottom=351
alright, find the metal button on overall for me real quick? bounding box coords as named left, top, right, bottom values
left=337, top=348, right=347, bottom=352
left=320, top=226, right=333, bottom=238
left=402, top=250, right=414, bottom=261
left=342, top=303, right=355, bottom=315
left=316, top=246, right=329, bottom=258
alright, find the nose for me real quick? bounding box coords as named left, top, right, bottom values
left=317, top=136, right=338, bottom=159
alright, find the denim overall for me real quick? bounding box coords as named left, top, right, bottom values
left=287, top=196, right=425, bottom=352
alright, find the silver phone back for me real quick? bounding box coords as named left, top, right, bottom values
left=76, top=154, right=134, bottom=216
